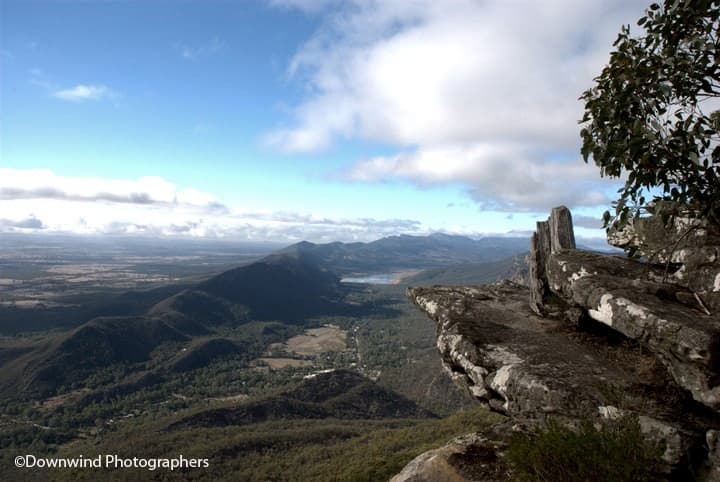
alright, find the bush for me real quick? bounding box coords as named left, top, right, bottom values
left=507, top=416, right=662, bottom=482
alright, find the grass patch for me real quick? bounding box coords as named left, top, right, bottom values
left=507, top=416, right=662, bottom=482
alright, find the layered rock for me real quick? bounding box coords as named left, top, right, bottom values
left=607, top=201, right=720, bottom=312
left=398, top=206, right=720, bottom=480
left=546, top=249, right=720, bottom=409
left=408, top=282, right=711, bottom=469
left=529, top=206, right=575, bottom=315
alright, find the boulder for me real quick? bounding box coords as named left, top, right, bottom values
left=607, top=202, right=720, bottom=262
left=390, top=429, right=511, bottom=482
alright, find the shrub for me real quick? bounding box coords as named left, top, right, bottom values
left=507, top=416, right=662, bottom=482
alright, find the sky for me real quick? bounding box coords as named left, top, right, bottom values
left=0, top=0, right=651, bottom=243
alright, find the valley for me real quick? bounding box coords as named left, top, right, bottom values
left=0, top=233, right=527, bottom=480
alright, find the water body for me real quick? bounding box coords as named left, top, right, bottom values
left=340, top=273, right=397, bottom=285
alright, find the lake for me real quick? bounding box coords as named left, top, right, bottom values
left=340, top=273, right=397, bottom=285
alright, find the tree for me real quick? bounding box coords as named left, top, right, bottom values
left=580, top=0, right=720, bottom=228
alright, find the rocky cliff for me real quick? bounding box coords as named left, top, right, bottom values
left=395, top=206, right=720, bottom=481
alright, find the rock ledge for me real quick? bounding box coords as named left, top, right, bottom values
left=397, top=206, right=720, bottom=480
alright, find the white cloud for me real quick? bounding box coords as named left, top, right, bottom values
left=0, top=168, right=607, bottom=241
left=267, top=0, right=649, bottom=211
left=53, top=84, right=116, bottom=102
left=0, top=168, right=222, bottom=208
left=180, top=37, right=225, bottom=61
left=342, top=143, right=612, bottom=211
left=0, top=168, right=428, bottom=242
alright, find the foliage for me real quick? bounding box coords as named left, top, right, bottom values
left=580, top=0, right=720, bottom=228
left=0, top=406, right=502, bottom=482
left=507, top=416, right=662, bottom=482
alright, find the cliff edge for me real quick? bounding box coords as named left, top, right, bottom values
left=395, top=206, right=720, bottom=481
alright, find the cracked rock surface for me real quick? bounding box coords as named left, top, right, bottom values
left=408, top=281, right=716, bottom=469
left=547, top=249, right=720, bottom=411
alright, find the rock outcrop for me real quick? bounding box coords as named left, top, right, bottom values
left=607, top=201, right=720, bottom=312
left=409, top=282, right=710, bottom=468
left=398, top=206, right=720, bottom=480
left=391, top=425, right=512, bottom=482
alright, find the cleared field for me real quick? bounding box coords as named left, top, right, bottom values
left=35, top=388, right=92, bottom=411
left=285, top=325, right=347, bottom=356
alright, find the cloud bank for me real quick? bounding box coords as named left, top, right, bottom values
left=0, top=168, right=425, bottom=242
left=268, top=0, right=648, bottom=211
left=0, top=169, right=223, bottom=208
left=0, top=216, right=44, bottom=230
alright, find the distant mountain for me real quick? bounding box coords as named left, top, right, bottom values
left=0, top=282, right=193, bottom=336
left=169, top=369, right=435, bottom=429
left=0, top=252, right=349, bottom=398
left=401, top=254, right=528, bottom=287
left=278, top=234, right=529, bottom=275
left=151, top=251, right=348, bottom=324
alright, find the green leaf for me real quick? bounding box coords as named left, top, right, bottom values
left=579, top=0, right=720, bottom=230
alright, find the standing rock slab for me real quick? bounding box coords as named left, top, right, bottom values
left=549, top=205, right=576, bottom=253
left=529, top=221, right=551, bottom=316
left=528, top=206, right=576, bottom=315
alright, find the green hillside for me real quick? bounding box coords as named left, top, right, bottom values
left=170, top=369, right=434, bottom=429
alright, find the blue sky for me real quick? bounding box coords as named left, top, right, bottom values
left=0, top=0, right=650, bottom=242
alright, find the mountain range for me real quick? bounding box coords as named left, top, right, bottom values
left=0, top=233, right=529, bottom=399
left=277, top=233, right=529, bottom=274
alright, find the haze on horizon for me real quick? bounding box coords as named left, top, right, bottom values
left=0, top=0, right=650, bottom=244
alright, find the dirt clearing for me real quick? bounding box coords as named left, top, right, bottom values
left=284, top=325, right=347, bottom=356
